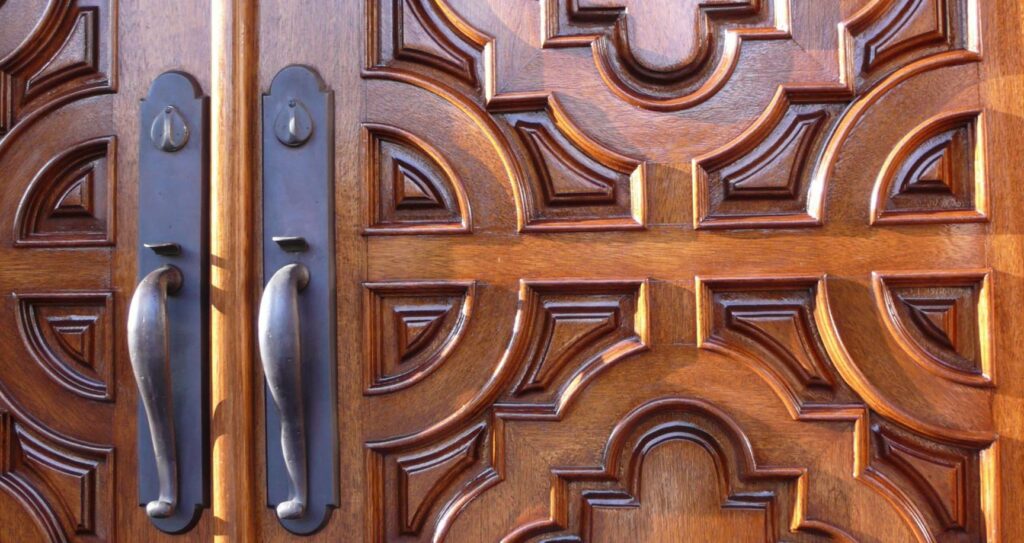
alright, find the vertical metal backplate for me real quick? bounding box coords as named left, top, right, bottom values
left=137, top=71, right=209, bottom=533
left=262, top=65, right=337, bottom=534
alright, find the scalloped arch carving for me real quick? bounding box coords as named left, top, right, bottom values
left=14, top=136, right=115, bottom=247
left=503, top=397, right=828, bottom=542
left=540, top=0, right=788, bottom=111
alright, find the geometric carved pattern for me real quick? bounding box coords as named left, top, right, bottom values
left=364, top=281, right=475, bottom=394
left=0, top=410, right=112, bottom=541
left=13, top=137, right=115, bottom=247
left=364, top=124, right=471, bottom=234
left=0, top=2, right=113, bottom=136
left=505, top=107, right=645, bottom=231
left=867, top=417, right=981, bottom=538
left=696, top=276, right=858, bottom=416
left=871, top=110, right=985, bottom=224
left=15, top=292, right=114, bottom=402
left=369, top=420, right=492, bottom=542
left=395, top=423, right=486, bottom=535
left=368, top=0, right=485, bottom=87
left=497, top=280, right=649, bottom=418
left=503, top=397, right=827, bottom=542
left=693, top=94, right=842, bottom=229
left=845, top=0, right=967, bottom=91
left=873, top=270, right=991, bottom=387
left=539, top=0, right=788, bottom=110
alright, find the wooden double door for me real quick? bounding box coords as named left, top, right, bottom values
left=2, top=0, right=1023, bottom=541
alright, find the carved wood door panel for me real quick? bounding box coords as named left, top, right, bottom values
left=0, top=2, right=216, bottom=541
left=253, top=0, right=1023, bottom=541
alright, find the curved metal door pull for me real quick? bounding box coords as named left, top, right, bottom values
left=128, top=265, right=183, bottom=518
left=258, top=263, right=311, bottom=520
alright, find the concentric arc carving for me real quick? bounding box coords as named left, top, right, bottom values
left=871, top=109, right=986, bottom=225
left=15, top=292, right=115, bottom=402
left=13, top=136, right=116, bottom=247
left=364, top=123, right=471, bottom=234
left=364, top=281, right=476, bottom=394
left=872, top=270, right=991, bottom=387
left=0, top=2, right=114, bottom=137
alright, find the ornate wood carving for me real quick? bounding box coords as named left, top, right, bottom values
left=364, top=281, right=476, bottom=393
left=871, top=110, right=986, bottom=224
left=13, top=136, right=115, bottom=247
left=504, top=104, right=645, bottom=231
left=496, top=280, right=649, bottom=418
left=0, top=1, right=114, bottom=138
left=845, top=0, right=973, bottom=90
left=0, top=409, right=112, bottom=541
left=503, top=397, right=850, bottom=541
left=364, top=123, right=471, bottom=234
left=539, top=0, right=788, bottom=110
left=693, top=92, right=843, bottom=229
left=866, top=417, right=982, bottom=538
left=873, top=270, right=991, bottom=386
left=696, top=276, right=859, bottom=416
left=395, top=423, right=486, bottom=535
left=15, top=292, right=114, bottom=402
left=368, top=0, right=486, bottom=87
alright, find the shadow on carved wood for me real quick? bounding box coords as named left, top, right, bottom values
left=872, top=270, right=991, bottom=387
left=14, top=136, right=115, bottom=247
left=0, top=1, right=114, bottom=138
left=871, top=110, right=986, bottom=225
left=364, top=281, right=476, bottom=394
left=364, top=123, right=471, bottom=234
left=0, top=409, right=112, bottom=541
left=16, top=292, right=114, bottom=402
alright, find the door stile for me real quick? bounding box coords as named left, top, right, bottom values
left=980, top=1, right=1024, bottom=540
left=209, top=1, right=260, bottom=541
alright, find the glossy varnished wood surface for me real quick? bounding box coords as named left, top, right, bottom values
left=0, top=0, right=215, bottom=541
left=256, top=0, right=1022, bottom=541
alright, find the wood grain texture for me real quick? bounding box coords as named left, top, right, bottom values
left=209, top=0, right=259, bottom=541
left=245, top=0, right=1020, bottom=540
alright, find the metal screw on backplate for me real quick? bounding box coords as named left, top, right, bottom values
left=274, top=98, right=313, bottom=147
left=150, top=105, right=190, bottom=152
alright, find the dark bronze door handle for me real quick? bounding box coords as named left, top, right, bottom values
left=258, top=263, right=311, bottom=520
left=127, top=265, right=183, bottom=519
